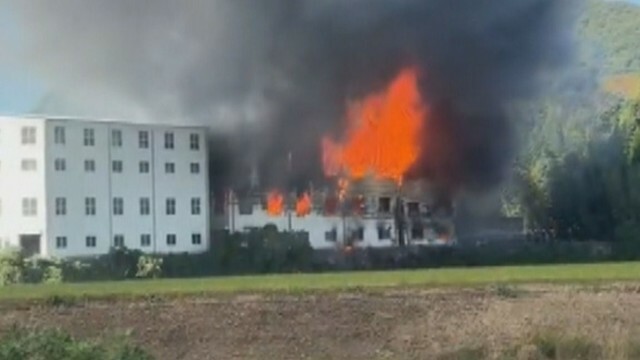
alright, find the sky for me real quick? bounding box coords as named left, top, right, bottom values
left=0, top=0, right=638, bottom=116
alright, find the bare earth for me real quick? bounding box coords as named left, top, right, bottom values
left=2, top=284, right=640, bottom=359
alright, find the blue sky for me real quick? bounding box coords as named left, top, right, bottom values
left=0, top=0, right=639, bottom=115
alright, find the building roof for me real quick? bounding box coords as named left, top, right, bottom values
left=0, top=114, right=209, bottom=130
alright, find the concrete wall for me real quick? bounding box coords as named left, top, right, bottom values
left=0, top=117, right=48, bottom=254
left=0, top=116, right=210, bottom=258
left=224, top=192, right=454, bottom=249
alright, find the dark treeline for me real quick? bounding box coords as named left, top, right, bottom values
left=503, top=96, right=640, bottom=242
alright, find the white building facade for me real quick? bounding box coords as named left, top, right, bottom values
left=223, top=191, right=454, bottom=250
left=0, top=116, right=209, bottom=258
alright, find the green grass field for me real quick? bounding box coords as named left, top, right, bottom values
left=2, top=262, right=640, bottom=302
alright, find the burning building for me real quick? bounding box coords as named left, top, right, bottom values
left=217, top=68, right=455, bottom=249
left=6, top=1, right=579, bottom=251
left=221, top=178, right=455, bottom=249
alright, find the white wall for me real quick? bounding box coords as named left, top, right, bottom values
left=225, top=191, right=456, bottom=249
left=1, top=116, right=210, bottom=258
left=227, top=200, right=396, bottom=249
left=108, top=123, right=155, bottom=253
left=0, top=117, right=48, bottom=253
left=45, top=120, right=111, bottom=256
left=152, top=126, right=209, bottom=254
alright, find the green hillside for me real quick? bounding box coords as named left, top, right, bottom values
left=582, top=0, right=640, bottom=75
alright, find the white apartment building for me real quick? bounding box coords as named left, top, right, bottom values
left=0, top=116, right=209, bottom=258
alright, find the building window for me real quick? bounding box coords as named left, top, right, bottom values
left=113, top=197, right=124, bottom=215
left=54, top=158, right=66, bottom=172
left=378, top=197, right=391, bottom=213
left=85, top=197, right=96, bottom=216
left=22, top=198, right=37, bottom=216
left=86, top=236, right=97, bottom=248
left=407, top=202, right=420, bottom=216
left=192, top=233, right=202, bottom=245
left=55, top=236, right=67, bottom=249
left=113, top=234, right=125, bottom=248
left=164, top=132, right=174, bottom=149
left=190, top=162, right=200, bottom=174
left=140, top=234, right=151, bottom=247
left=353, top=227, right=364, bottom=241
left=111, top=129, right=122, bottom=147
left=166, top=234, right=177, bottom=246
left=139, top=131, right=149, bottom=149
left=165, top=162, right=175, bottom=174
left=54, top=126, right=65, bottom=145
left=191, top=198, right=201, bottom=215
left=21, top=159, right=37, bottom=171
left=378, top=226, right=392, bottom=240
left=325, top=228, right=337, bottom=242
left=411, top=225, right=424, bottom=240
left=112, top=160, right=123, bottom=173
left=190, top=133, right=199, bottom=150
left=83, top=128, right=95, bottom=146
left=21, top=126, right=36, bottom=145
left=166, top=198, right=176, bottom=215
left=139, top=161, right=150, bottom=173
left=84, top=159, right=96, bottom=172
left=140, top=197, right=150, bottom=215
left=55, top=197, right=66, bottom=216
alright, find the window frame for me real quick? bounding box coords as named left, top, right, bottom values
left=166, top=198, right=176, bottom=215
left=83, top=128, right=95, bottom=147
left=164, top=132, right=174, bottom=149
left=113, top=197, right=124, bottom=216
left=54, top=126, right=65, bottom=145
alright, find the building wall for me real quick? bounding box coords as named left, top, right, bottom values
left=0, top=117, right=48, bottom=254
left=225, top=192, right=453, bottom=249
left=45, top=119, right=112, bottom=256
left=226, top=200, right=397, bottom=249
left=1, top=116, right=209, bottom=258
left=152, top=126, right=208, bottom=254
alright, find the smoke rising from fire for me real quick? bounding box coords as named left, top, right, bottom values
left=8, top=0, right=579, bottom=193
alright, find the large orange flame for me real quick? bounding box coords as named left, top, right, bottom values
left=266, top=190, right=284, bottom=216
left=322, top=67, right=426, bottom=184
left=295, top=192, right=312, bottom=217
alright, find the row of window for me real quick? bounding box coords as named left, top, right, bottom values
left=16, top=158, right=201, bottom=175
left=52, top=126, right=201, bottom=150
left=55, top=233, right=203, bottom=249
left=54, top=197, right=202, bottom=216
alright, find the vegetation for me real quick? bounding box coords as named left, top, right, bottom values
left=581, top=0, right=640, bottom=76
left=0, top=327, right=151, bottom=360
left=2, top=262, right=640, bottom=301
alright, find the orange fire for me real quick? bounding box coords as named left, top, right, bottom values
left=295, top=192, right=312, bottom=217
left=322, top=67, right=426, bottom=184
left=266, top=190, right=284, bottom=216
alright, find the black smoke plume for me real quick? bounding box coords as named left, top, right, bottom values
left=9, top=0, right=579, bottom=193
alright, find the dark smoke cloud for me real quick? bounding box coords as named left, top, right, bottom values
left=8, top=0, right=580, bottom=193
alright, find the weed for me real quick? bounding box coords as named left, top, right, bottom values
left=437, top=345, right=487, bottom=360
left=530, top=332, right=601, bottom=360
left=494, top=284, right=522, bottom=299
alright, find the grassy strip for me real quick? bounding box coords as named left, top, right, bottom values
left=2, top=262, right=640, bottom=301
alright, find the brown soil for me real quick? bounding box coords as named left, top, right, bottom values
left=2, top=284, right=640, bottom=359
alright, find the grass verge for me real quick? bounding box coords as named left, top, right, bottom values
left=2, top=262, right=640, bottom=302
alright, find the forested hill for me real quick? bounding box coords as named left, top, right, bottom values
left=490, top=1, right=640, bottom=243
left=582, top=0, right=640, bottom=75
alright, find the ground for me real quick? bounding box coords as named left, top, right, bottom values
left=3, top=264, right=640, bottom=359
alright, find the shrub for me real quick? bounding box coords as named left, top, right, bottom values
left=136, top=255, right=163, bottom=279
left=0, top=326, right=153, bottom=360
left=0, top=250, right=24, bottom=286
left=531, top=332, right=602, bottom=360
